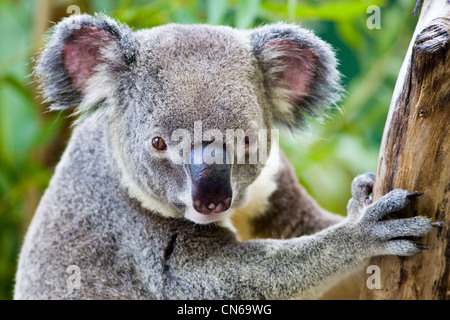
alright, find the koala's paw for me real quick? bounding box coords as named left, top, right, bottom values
left=345, top=174, right=443, bottom=257
left=354, top=189, right=442, bottom=256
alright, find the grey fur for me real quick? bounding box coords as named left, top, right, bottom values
left=15, top=14, right=434, bottom=299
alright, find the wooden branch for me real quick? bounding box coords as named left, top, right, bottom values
left=359, top=0, right=450, bottom=300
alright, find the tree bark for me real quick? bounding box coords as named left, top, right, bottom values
left=359, top=0, right=450, bottom=300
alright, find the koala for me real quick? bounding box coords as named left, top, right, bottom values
left=14, top=14, right=438, bottom=300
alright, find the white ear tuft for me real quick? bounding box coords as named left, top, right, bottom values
left=35, top=13, right=136, bottom=113
left=250, top=23, right=342, bottom=129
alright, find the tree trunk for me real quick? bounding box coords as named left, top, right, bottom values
left=359, top=0, right=450, bottom=300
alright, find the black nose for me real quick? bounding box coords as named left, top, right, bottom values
left=188, top=146, right=232, bottom=215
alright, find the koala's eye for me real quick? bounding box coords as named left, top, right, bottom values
left=244, top=131, right=258, bottom=150
left=151, top=137, right=167, bottom=151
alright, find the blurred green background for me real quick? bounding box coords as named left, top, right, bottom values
left=0, top=0, right=419, bottom=299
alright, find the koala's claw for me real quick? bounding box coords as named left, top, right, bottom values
left=415, top=243, right=429, bottom=250
left=431, top=221, right=444, bottom=229
left=406, top=191, right=424, bottom=199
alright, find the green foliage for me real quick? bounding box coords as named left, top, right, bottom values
left=0, top=0, right=418, bottom=299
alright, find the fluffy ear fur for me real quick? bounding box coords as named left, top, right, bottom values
left=35, top=13, right=136, bottom=113
left=250, top=23, right=342, bottom=129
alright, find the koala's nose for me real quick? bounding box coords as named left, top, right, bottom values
left=188, top=146, right=233, bottom=215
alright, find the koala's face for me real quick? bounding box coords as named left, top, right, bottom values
left=110, top=25, right=272, bottom=224
left=37, top=14, right=341, bottom=224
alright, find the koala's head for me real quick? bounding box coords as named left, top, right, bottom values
left=36, top=14, right=341, bottom=224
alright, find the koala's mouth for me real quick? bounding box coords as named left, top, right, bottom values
left=184, top=206, right=231, bottom=224
left=192, top=196, right=232, bottom=215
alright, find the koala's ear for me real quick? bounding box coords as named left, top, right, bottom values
left=250, top=23, right=342, bottom=128
left=35, top=13, right=136, bottom=111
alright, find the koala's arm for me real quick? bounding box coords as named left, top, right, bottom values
left=158, top=184, right=433, bottom=299
left=233, top=152, right=343, bottom=241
